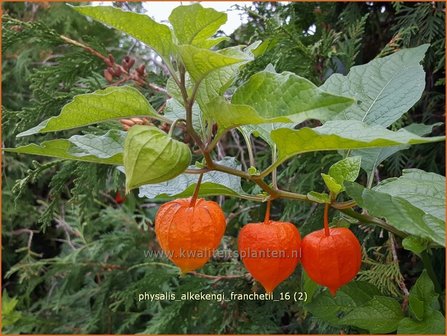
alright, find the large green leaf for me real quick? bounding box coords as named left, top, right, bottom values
left=196, top=46, right=250, bottom=110
left=168, top=46, right=248, bottom=107
left=73, top=6, right=174, bottom=59
left=179, top=45, right=251, bottom=83
left=397, top=271, right=445, bottom=334
left=408, top=271, right=439, bottom=320
left=3, top=132, right=123, bottom=165
left=17, top=86, right=163, bottom=137
left=345, top=182, right=445, bottom=246
left=233, top=70, right=355, bottom=122
left=321, top=44, right=429, bottom=127
left=351, top=123, right=442, bottom=177
left=270, top=120, right=445, bottom=170
left=137, top=157, right=257, bottom=200
left=204, top=97, right=291, bottom=133
left=68, top=130, right=125, bottom=159
left=340, top=296, right=404, bottom=333
left=397, top=313, right=445, bottom=335
left=232, top=70, right=355, bottom=145
left=123, top=125, right=191, bottom=192
left=169, top=4, right=227, bottom=49
left=374, top=169, right=445, bottom=222
left=305, top=281, right=382, bottom=326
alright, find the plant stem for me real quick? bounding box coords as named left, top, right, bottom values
left=272, top=145, right=278, bottom=189
left=264, top=200, right=272, bottom=224
left=340, top=208, right=408, bottom=238
left=259, top=160, right=281, bottom=179
left=189, top=173, right=204, bottom=207
left=206, top=131, right=225, bottom=152
left=168, top=118, right=186, bottom=137
left=241, top=131, right=255, bottom=168
left=323, top=203, right=330, bottom=236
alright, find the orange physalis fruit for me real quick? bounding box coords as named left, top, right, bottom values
left=301, top=204, right=361, bottom=296
left=155, top=197, right=226, bottom=273
left=238, top=201, right=301, bottom=293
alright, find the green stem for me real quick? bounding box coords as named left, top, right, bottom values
left=168, top=119, right=186, bottom=137
left=259, top=160, right=281, bottom=179
left=272, top=145, right=278, bottom=189
left=323, top=203, right=330, bottom=236
left=241, top=130, right=255, bottom=168
left=340, top=208, right=408, bottom=238
left=206, top=130, right=225, bottom=152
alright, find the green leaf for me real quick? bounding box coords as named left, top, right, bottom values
left=408, top=295, right=425, bottom=321
left=321, top=174, right=343, bottom=195
left=233, top=70, right=355, bottom=122
left=167, top=46, right=248, bottom=112
left=204, top=97, right=291, bottom=133
left=397, top=312, right=445, bottom=334
left=374, top=169, right=445, bottom=222
left=3, top=133, right=123, bottom=165
left=321, top=44, right=429, bottom=127
left=73, top=6, right=174, bottom=59
left=196, top=46, right=251, bottom=110
left=307, top=191, right=330, bottom=204
left=328, top=156, right=361, bottom=184
left=169, top=4, right=227, bottom=49
left=233, top=70, right=356, bottom=145
left=179, top=45, right=251, bottom=83
left=271, top=120, right=445, bottom=169
left=68, top=130, right=125, bottom=159
left=123, top=125, right=191, bottom=192
left=408, top=270, right=440, bottom=320
left=351, top=123, right=441, bottom=176
left=340, top=296, right=403, bottom=333
left=345, top=182, right=445, bottom=246
left=402, top=236, right=430, bottom=255
left=137, top=157, right=256, bottom=200
left=17, top=86, right=162, bottom=137
left=306, top=281, right=382, bottom=326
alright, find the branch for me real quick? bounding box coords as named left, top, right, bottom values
left=60, top=35, right=109, bottom=62
left=187, top=271, right=245, bottom=281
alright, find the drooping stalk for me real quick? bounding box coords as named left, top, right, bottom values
left=272, top=145, right=278, bottom=190
left=189, top=173, right=204, bottom=207
left=324, top=202, right=330, bottom=236
left=264, top=200, right=272, bottom=224
left=168, top=118, right=186, bottom=137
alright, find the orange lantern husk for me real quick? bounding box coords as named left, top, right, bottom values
left=301, top=204, right=362, bottom=295
left=155, top=174, right=226, bottom=273
left=238, top=201, right=301, bottom=293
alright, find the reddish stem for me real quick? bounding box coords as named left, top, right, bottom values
left=264, top=200, right=272, bottom=224
left=189, top=173, right=204, bottom=207
left=324, top=203, right=330, bottom=236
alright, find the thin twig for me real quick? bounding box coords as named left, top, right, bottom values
left=187, top=271, right=245, bottom=281
left=389, top=233, right=410, bottom=300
